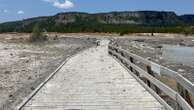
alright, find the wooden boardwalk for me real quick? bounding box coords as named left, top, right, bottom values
left=21, top=40, right=164, bottom=110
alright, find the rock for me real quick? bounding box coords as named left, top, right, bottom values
left=159, top=56, right=163, bottom=60
left=4, top=71, right=11, bottom=74
left=9, top=94, right=13, bottom=98
left=28, top=76, right=32, bottom=80
left=31, top=87, right=35, bottom=90
left=178, top=69, right=184, bottom=72
left=14, top=70, right=20, bottom=73
left=76, top=47, right=81, bottom=51
left=22, top=69, right=26, bottom=72
left=134, top=39, right=145, bottom=42
left=4, top=47, right=9, bottom=50
left=156, top=45, right=163, bottom=48
left=179, top=42, right=186, bottom=46
left=25, top=60, right=29, bottom=63
left=146, top=57, right=151, bottom=60
left=155, top=59, right=159, bottom=62
left=10, top=53, right=13, bottom=56
left=123, top=89, right=126, bottom=92
left=136, top=61, right=141, bottom=64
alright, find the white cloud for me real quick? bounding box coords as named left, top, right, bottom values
left=17, top=10, right=24, bottom=14
left=3, top=9, right=8, bottom=13
left=43, top=0, right=74, bottom=9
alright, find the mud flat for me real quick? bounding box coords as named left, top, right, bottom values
left=0, top=33, right=96, bottom=110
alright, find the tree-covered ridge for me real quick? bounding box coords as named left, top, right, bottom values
left=0, top=11, right=194, bottom=34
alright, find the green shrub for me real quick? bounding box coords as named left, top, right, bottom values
left=29, top=24, right=48, bottom=42
left=182, top=27, right=193, bottom=36
left=120, top=31, right=129, bottom=36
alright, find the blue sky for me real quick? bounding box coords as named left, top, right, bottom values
left=0, top=0, right=194, bottom=23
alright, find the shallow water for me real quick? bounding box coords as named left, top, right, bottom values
left=162, top=45, right=194, bottom=67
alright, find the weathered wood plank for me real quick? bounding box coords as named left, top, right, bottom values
left=161, top=67, right=194, bottom=97
left=176, top=94, right=194, bottom=110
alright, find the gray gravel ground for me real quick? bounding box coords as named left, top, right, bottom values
left=0, top=34, right=96, bottom=110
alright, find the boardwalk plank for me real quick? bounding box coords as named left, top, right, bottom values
left=22, top=40, right=164, bottom=110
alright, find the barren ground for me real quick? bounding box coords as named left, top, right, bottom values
left=0, top=33, right=96, bottom=110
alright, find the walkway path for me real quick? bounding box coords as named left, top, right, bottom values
left=22, top=40, right=164, bottom=110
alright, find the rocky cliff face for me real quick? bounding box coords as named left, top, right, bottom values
left=51, top=11, right=182, bottom=25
